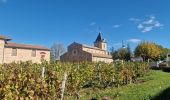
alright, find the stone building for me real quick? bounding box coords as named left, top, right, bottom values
left=0, top=35, right=50, bottom=64
left=60, top=33, right=113, bottom=63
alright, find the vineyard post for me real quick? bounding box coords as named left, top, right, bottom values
left=42, top=67, right=45, bottom=78
left=60, top=72, right=67, bottom=100
left=77, top=63, right=79, bottom=70
left=121, top=60, right=124, bottom=68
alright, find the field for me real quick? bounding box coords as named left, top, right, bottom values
left=0, top=61, right=170, bottom=100
left=68, top=70, right=170, bottom=100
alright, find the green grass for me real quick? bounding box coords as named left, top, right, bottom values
left=66, top=70, right=170, bottom=100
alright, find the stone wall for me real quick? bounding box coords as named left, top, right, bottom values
left=3, top=47, right=50, bottom=63
left=60, top=51, right=92, bottom=62
left=92, top=56, right=113, bottom=63
left=0, top=40, right=5, bottom=63
left=82, top=47, right=107, bottom=55
left=60, top=42, right=113, bottom=63
left=94, top=42, right=107, bottom=51
left=60, top=43, right=92, bottom=62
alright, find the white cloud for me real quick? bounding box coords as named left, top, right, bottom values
left=90, top=22, right=96, bottom=26
left=143, top=19, right=154, bottom=25
left=129, top=18, right=141, bottom=23
left=112, top=24, right=121, bottom=28
left=150, top=15, right=156, bottom=19
left=127, top=39, right=141, bottom=43
left=143, top=15, right=155, bottom=25
left=154, top=21, right=163, bottom=27
left=142, top=26, right=153, bottom=33
left=130, top=15, right=164, bottom=33
left=137, top=24, right=144, bottom=29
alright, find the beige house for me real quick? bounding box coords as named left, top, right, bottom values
left=0, top=35, right=50, bottom=64
left=60, top=33, right=113, bottom=63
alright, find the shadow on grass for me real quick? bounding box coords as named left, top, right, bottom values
left=151, top=87, right=170, bottom=100
left=161, top=67, right=170, bottom=72
left=150, top=67, right=170, bottom=72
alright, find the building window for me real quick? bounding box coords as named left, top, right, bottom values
left=72, top=50, right=77, bottom=55
left=12, top=48, right=17, bottom=56
left=32, top=50, right=36, bottom=57
left=73, top=50, right=76, bottom=54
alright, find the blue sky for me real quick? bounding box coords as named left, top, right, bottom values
left=0, top=0, right=170, bottom=51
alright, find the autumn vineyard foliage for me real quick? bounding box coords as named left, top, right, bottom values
left=0, top=61, right=149, bottom=99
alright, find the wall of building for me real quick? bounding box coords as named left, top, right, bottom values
left=94, top=42, right=107, bottom=51
left=0, top=40, right=5, bottom=64
left=3, top=48, right=50, bottom=63
left=60, top=43, right=92, bottom=62
left=82, top=47, right=107, bottom=55
left=92, top=56, right=113, bottom=63
left=101, top=42, right=107, bottom=50
left=60, top=42, right=113, bottom=63
left=60, top=51, right=92, bottom=62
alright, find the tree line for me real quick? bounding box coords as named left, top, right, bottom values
left=111, top=42, right=170, bottom=62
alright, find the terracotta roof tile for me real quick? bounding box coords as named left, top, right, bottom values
left=5, top=42, right=50, bottom=51
left=82, top=44, right=106, bottom=51
left=0, top=35, right=12, bottom=41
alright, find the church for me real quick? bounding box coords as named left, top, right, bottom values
left=60, top=33, right=113, bottom=63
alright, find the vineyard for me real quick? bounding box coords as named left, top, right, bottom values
left=0, top=61, right=149, bottom=99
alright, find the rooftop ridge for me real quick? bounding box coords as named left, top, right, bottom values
left=5, top=42, right=50, bottom=51
left=0, top=35, right=12, bottom=41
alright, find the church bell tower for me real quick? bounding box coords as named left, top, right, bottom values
left=94, top=33, right=107, bottom=51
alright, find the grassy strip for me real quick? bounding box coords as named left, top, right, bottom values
left=66, top=70, right=170, bottom=100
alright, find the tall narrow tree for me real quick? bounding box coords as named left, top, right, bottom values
left=50, top=43, right=66, bottom=61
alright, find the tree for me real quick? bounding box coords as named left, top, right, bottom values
left=117, top=48, right=128, bottom=60
left=111, top=47, right=119, bottom=60
left=125, top=44, right=132, bottom=61
left=111, top=44, right=132, bottom=61
left=134, top=42, right=161, bottom=61
left=157, top=45, right=170, bottom=60
left=50, top=43, right=66, bottom=61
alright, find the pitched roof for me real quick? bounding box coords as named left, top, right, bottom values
left=5, top=42, right=50, bottom=51
left=70, top=42, right=82, bottom=46
left=70, top=42, right=106, bottom=51
left=0, top=35, right=12, bottom=41
left=82, top=44, right=106, bottom=51
left=94, top=33, right=105, bottom=43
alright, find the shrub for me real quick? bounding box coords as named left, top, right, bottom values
left=0, top=61, right=149, bottom=99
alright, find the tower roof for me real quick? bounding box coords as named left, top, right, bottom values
left=94, top=33, right=106, bottom=43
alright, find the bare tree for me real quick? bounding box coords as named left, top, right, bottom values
left=50, top=43, right=66, bottom=61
